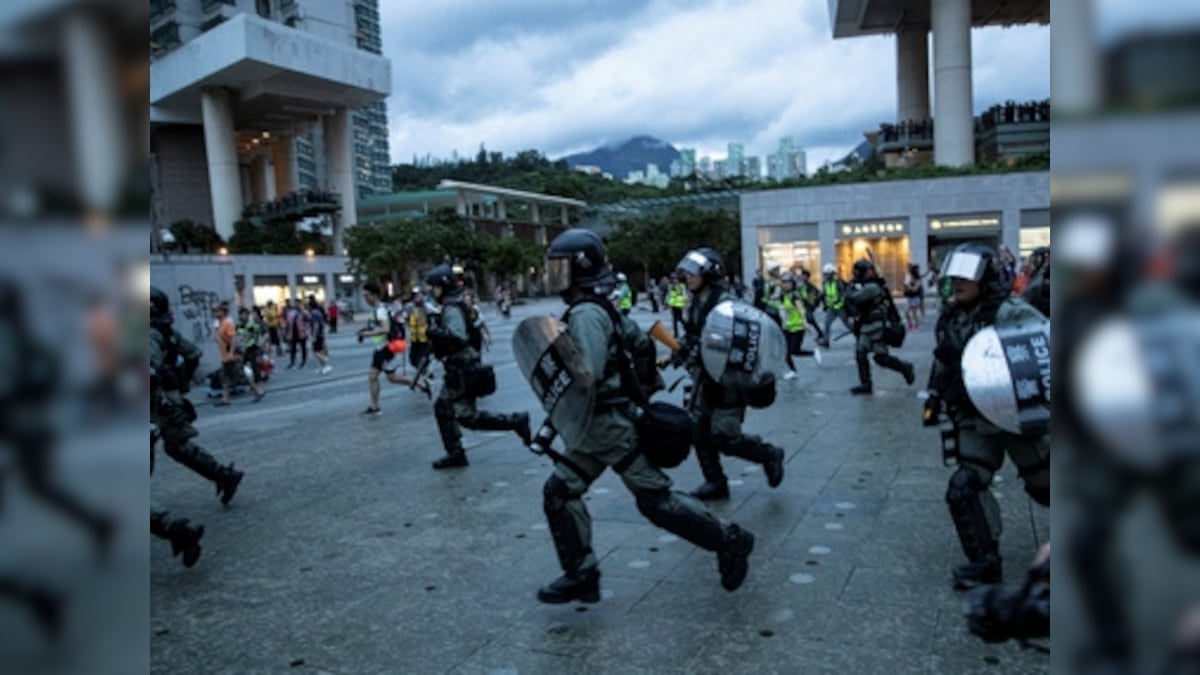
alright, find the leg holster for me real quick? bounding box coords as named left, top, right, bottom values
left=692, top=414, right=728, bottom=484
left=433, top=396, right=463, bottom=454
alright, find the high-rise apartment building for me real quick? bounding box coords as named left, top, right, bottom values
left=149, top=0, right=392, bottom=251
left=726, top=142, right=745, bottom=177
left=680, top=148, right=697, bottom=177
left=745, top=156, right=762, bottom=182
left=773, top=136, right=807, bottom=181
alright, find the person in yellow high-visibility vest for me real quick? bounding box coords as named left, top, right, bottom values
left=613, top=272, right=634, bottom=316
left=818, top=263, right=853, bottom=348
left=773, top=274, right=822, bottom=379
left=665, top=274, right=688, bottom=337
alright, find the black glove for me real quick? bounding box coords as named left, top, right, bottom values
left=923, top=394, right=942, bottom=426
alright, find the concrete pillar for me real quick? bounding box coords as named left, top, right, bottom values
left=818, top=221, right=837, bottom=276
left=272, top=136, right=296, bottom=194
left=249, top=155, right=267, bottom=203
left=264, top=157, right=277, bottom=201
left=1052, top=0, right=1099, bottom=116
left=530, top=202, right=540, bottom=223
left=287, top=273, right=298, bottom=302
left=323, top=108, right=355, bottom=256
left=498, top=199, right=507, bottom=221
left=201, top=87, right=244, bottom=238
left=560, top=206, right=569, bottom=225
left=896, top=27, right=930, bottom=123
left=910, top=214, right=929, bottom=272
left=239, top=165, right=253, bottom=208
left=63, top=12, right=125, bottom=217
left=456, top=190, right=468, bottom=217
left=1002, top=208, right=1022, bottom=256
left=931, top=0, right=974, bottom=167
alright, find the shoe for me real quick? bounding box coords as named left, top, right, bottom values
left=718, top=524, right=755, bottom=591
left=286, top=364, right=294, bottom=370
left=763, top=447, right=785, bottom=488
left=783, top=370, right=797, bottom=381
left=849, top=384, right=873, bottom=395
left=432, top=453, right=468, bottom=470
left=252, top=390, right=265, bottom=403
left=902, top=362, right=916, bottom=386
left=691, top=480, right=730, bottom=501
left=514, top=413, right=532, bottom=447
left=812, top=348, right=822, bottom=366
left=537, top=569, right=601, bottom=604
left=168, top=519, right=204, bottom=568
left=213, top=400, right=230, bottom=407
left=363, top=407, right=381, bottom=416
left=952, top=556, right=1003, bottom=590
left=817, top=338, right=830, bottom=348
left=320, top=365, right=332, bottom=375
left=217, top=467, right=243, bottom=505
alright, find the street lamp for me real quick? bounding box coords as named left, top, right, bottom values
left=218, top=247, right=228, bottom=256
left=305, top=248, right=315, bottom=258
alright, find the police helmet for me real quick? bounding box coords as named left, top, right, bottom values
left=425, top=264, right=461, bottom=296
left=616, top=272, right=627, bottom=282
left=546, top=228, right=613, bottom=293
left=676, top=248, right=724, bottom=284
left=851, top=259, right=876, bottom=281
left=941, top=243, right=1002, bottom=283
left=823, top=263, right=837, bottom=275
left=150, top=286, right=172, bottom=327
left=780, top=273, right=797, bottom=285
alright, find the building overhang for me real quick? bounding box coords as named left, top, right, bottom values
left=149, top=12, right=390, bottom=132
left=828, top=0, right=1049, bottom=38
left=436, top=180, right=587, bottom=209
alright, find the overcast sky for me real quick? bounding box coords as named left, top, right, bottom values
left=380, top=0, right=1049, bottom=172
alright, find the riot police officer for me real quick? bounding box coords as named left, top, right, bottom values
left=150, top=287, right=244, bottom=505
left=151, top=424, right=204, bottom=567
left=424, top=264, right=531, bottom=469
left=845, top=259, right=915, bottom=394
left=532, top=229, right=755, bottom=603
left=1021, top=246, right=1050, bottom=317
left=923, top=244, right=1049, bottom=589
left=677, top=248, right=785, bottom=500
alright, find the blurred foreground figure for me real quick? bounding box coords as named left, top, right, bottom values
left=0, top=279, right=113, bottom=634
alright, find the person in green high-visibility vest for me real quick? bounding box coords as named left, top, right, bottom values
left=796, top=268, right=827, bottom=344
left=665, top=274, right=687, bottom=336
left=773, top=274, right=822, bottom=379
left=818, top=263, right=853, bottom=348
left=613, top=272, right=634, bottom=316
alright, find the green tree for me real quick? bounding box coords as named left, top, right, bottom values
left=606, top=206, right=742, bottom=281
left=168, top=219, right=224, bottom=253
left=485, top=237, right=544, bottom=289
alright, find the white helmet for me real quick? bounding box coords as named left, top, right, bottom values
left=616, top=272, right=627, bottom=282
left=823, top=263, right=836, bottom=275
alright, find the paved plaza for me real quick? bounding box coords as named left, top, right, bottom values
left=148, top=297, right=1049, bottom=675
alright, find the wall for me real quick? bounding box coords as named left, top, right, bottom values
left=152, top=124, right=214, bottom=229
left=150, top=259, right=236, bottom=367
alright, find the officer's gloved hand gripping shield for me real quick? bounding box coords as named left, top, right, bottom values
left=513, top=316, right=595, bottom=448
left=700, top=301, right=788, bottom=407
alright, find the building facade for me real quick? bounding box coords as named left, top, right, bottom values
left=149, top=0, right=392, bottom=253
left=741, top=172, right=1049, bottom=285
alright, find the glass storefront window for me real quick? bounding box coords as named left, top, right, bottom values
left=761, top=241, right=821, bottom=277
left=1019, top=227, right=1050, bottom=258
left=835, top=236, right=911, bottom=289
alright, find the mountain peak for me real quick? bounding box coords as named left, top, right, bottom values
left=563, top=136, right=681, bottom=178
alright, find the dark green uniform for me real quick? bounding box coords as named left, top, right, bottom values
left=150, top=326, right=243, bottom=505
left=428, top=297, right=528, bottom=468
left=844, top=276, right=914, bottom=390
left=683, top=284, right=784, bottom=499
left=930, top=296, right=1049, bottom=587
left=540, top=291, right=754, bottom=598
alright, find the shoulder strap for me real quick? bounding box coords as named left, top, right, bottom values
left=570, top=295, right=649, bottom=406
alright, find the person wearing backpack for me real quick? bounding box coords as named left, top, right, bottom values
left=530, top=229, right=755, bottom=604
left=358, top=283, right=425, bottom=415
left=307, top=296, right=331, bottom=374
left=424, top=265, right=530, bottom=469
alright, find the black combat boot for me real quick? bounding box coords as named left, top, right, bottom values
left=874, top=353, right=915, bottom=385
left=763, top=445, right=785, bottom=488
left=953, top=554, right=1003, bottom=590
left=717, top=524, right=755, bottom=591
left=161, top=518, right=204, bottom=568
left=465, top=412, right=532, bottom=446
left=432, top=452, right=469, bottom=470
left=691, top=480, right=730, bottom=501
left=216, top=465, right=244, bottom=505
left=536, top=568, right=601, bottom=604
left=850, top=352, right=873, bottom=395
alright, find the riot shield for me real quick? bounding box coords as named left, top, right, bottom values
left=513, top=317, right=595, bottom=448
left=699, top=300, right=788, bottom=391
left=961, top=321, right=1050, bottom=435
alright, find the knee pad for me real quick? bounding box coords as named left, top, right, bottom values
left=543, top=474, right=579, bottom=514
left=946, top=465, right=986, bottom=506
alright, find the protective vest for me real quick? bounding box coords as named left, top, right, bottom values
left=823, top=280, right=844, bottom=309
left=779, top=294, right=805, bottom=332
left=408, top=308, right=429, bottom=343
left=237, top=322, right=260, bottom=348
left=617, top=283, right=633, bottom=310
left=666, top=284, right=687, bottom=308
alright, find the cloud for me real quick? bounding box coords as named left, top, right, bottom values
left=381, top=0, right=1049, bottom=171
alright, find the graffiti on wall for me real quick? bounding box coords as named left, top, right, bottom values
left=177, top=284, right=220, bottom=343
